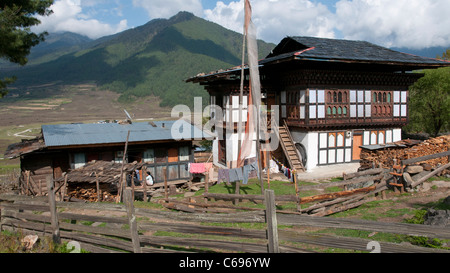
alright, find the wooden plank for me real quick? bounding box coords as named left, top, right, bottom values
left=278, top=230, right=450, bottom=253
left=59, top=221, right=131, bottom=238
left=299, top=186, right=376, bottom=204
left=140, top=235, right=269, bottom=253
left=311, top=197, right=377, bottom=217
left=138, top=222, right=266, bottom=239
left=203, top=193, right=298, bottom=202
left=60, top=230, right=133, bottom=253
left=277, top=214, right=450, bottom=240
left=411, top=162, right=450, bottom=188
left=343, top=168, right=384, bottom=180
left=300, top=174, right=384, bottom=191
left=401, top=150, right=450, bottom=166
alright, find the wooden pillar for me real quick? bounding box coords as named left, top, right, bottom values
left=46, top=176, right=61, bottom=245
left=123, top=189, right=142, bottom=253
left=61, top=174, right=68, bottom=202
left=264, top=189, right=279, bottom=253
left=234, top=181, right=240, bottom=205
left=95, top=172, right=101, bottom=202
left=164, top=167, right=168, bottom=201
left=142, top=166, right=148, bottom=202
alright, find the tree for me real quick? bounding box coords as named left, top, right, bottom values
left=407, top=67, right=450, bottom=137
left=437, top=48, right=450, bottom=61
left=0, top=0, right=53, bottom=97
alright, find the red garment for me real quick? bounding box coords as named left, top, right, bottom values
left=190, top=163, right=206, bottom=174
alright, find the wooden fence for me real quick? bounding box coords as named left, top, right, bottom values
left=1, top=182, right=450, bottom=253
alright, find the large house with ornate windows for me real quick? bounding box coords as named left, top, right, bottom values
left=187, top=36, right=450, bottom=171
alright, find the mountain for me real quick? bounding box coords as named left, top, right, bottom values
left=391, top=46, right=448, bottom=59
left=3, top=12, right=275, bottom=108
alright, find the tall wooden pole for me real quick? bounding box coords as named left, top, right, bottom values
left=237, top=26, right=246, bottom=164
left=116, top=130, right=130, bottom=203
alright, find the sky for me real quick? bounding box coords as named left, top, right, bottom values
left=32, top=0, right=450, bottom=50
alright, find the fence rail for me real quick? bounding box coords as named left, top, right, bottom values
left=1, top=190, right=449, bottom=253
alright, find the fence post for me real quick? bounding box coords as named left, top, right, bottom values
left=46, top=176, right=61, bottom=245
left=123, top=188, right=142, bottom=253
left=264, top=189, right=279, bottom=253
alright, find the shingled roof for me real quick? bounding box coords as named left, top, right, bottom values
left=187, top=36, right=450, bottom=83
left=263, top=36, right=450, bottom=68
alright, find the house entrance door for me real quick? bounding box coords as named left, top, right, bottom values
left=352, top=134, right=363, bottom=161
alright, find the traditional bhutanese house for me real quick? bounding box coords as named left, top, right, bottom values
left=5, top=120, right=213, bottom=195
left=187, top=36, right=450, bottom=172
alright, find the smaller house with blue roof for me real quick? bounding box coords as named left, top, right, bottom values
left=5, top=119, right=214, bottom=196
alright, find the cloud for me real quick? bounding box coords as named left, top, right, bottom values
left=335, top=0, right=450, bottom=49
left=204, top=0, right=335, bottom=44
left=205, top=0, right=450, bottom=49
left=33, top=0, right=129, bottom=39
left=132, top=0, right=203, bottom=19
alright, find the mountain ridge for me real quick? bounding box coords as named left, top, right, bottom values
left=2, top=11, right=275, bottom=108
left=4, top=11, right=447, bottom=108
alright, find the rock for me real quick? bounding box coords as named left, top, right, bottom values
left=421, top=163, right=433, bottom=171
left=406, top=165, right=424, bottom=174
left=403, top=172, right=414, bottom=187
left=424, top=209, right=450, bottom=227
left=21, top=235, right=39, bottom=250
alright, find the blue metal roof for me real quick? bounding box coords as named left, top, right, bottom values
left=42, top=120, right=214, bottom=147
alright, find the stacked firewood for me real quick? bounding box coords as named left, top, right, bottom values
left=360, top=135, right=450, bottom=171
left=67, top=186, right=117, bottom=202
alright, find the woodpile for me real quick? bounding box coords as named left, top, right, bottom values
left=360, top=135, right=450, bottom=174
left=55, top=160, right=145, bottom=184
left=54, top=160, right=145, bottom=202
left=66, top=185, right=117, bottom=203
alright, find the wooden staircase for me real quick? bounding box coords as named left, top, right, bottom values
left=278, top=120, right=305, bottom=172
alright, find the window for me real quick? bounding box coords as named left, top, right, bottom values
left=309, top=89, right=326, bottom=119
left=179, top=146, right=190, bottom=161
left=143, top=149, right=155, bottom=163
left=393, top=91, right=408, bottom=117
left=337, top=132, right=345, bottom=147
left=328, top=133, right=336, bottom=148
left=73, top=153, right=86, bottom=169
